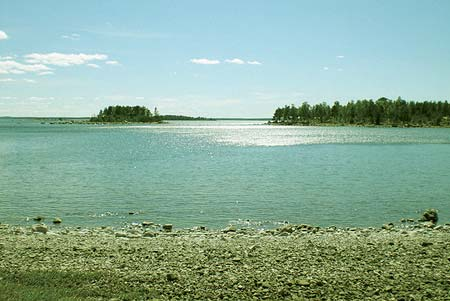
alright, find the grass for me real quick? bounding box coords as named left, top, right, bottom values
left=0, top=270, right=159, bottom=301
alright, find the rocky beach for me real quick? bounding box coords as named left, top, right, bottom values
left=1, top=215, right=449, bottom=300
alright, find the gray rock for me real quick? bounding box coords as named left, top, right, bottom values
left=382, top=223, right=394, bottom=230
left=53, top=217, right=62, bottom=224
left=32, top=224, right=48, bottom=234
left=162, top=224, right=173, bottom=232
left=33, top=216, right=44, bottom=222
left=142, top=221, right=154, bottom=227
left=114, top=232, right=127, bottom=238
left=223, top=225, right=237, bottom=233
left=420, top=209, right=438, bottom=224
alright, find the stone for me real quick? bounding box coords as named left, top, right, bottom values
left=53, top=217, right=62, bottom=224
left=33, top=216, right=44, bottom=222
left=420, top=209, right=438, bottom=224
left=382, top=223, right=394, bottom=230
left=32, top=224, right=48, bottom=234
left=421, top=241, right=433, bottom=247
left=166, top=273, right=178, bottom=281
left=143, top=231, right=157, bottom=237
left=142, top=221, right=154, bottom=227
left=223, top=225, right=237, bottom=233
left=114, top=232, right=127, bottom=238
left=297, top=279, right=311, bottom=286
left=162, top=224, right=173, bottom=232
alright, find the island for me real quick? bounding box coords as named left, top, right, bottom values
left=271, top=97, right=450, bottom=127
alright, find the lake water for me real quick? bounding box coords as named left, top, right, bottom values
left=1, top=118, right=449, bottom=229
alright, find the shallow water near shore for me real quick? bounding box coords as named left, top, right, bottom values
left=1, top=118, right=450, bottom=228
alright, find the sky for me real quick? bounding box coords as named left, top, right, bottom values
left=1, top=0, right=450, bottom=118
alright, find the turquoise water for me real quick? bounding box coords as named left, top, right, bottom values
left=1, top=118, right=449, bottom=229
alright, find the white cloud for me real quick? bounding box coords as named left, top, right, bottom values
left=247, top=60, right=262, bottom=65
left=225, top=58, right=245, bottom=65
left=0, top=56, right=13, bottom=60
left=61, top=33, right=80, bottom=40
left=25, top=53, right=108, bottom=67
left=0, top=60, right=52, bottom=74
left=24, top=78, right=36, bottom=83
left=105, top=60, right=120, bottom=65
left=0, top=30, right=8, bottom=40
left=38, top=71, right=54, bottom=76
left=336, top=55, right=345, bottom=59
left=323, top=66, right=329, bottom=70
left=0, top=78, right=15, bottom=82
left=0, top=96, right=16, bottom=100
left=190, top=58, right=220, bottom=65
left=87, top=63, right=100, bottom=69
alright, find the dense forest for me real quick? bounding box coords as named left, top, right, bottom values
left=90, top=106, right=161, bottom=123
left=271, top=97, right=450, bottom=127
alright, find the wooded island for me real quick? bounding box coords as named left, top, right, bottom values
left=89, top=105, right=211, bottom=123
left=271, top=97, right=450, bottom=127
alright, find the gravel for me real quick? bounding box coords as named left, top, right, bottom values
left=1, top=222, right=450, bottom=300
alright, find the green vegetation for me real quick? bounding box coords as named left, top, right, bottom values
left=160, top=115, right=214, bottom=121
left=90, top=105, right=161, bottom=123
left=272, top=97, right=450, bottom=127
left=0, top=270, right=155, bottom=300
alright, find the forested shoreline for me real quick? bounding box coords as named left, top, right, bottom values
left=271, top=97, right=450, bottom=127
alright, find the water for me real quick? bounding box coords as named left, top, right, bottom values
left=1, top=118, right=449, bottom=229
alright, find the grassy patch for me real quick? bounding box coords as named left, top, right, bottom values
left=0, top=270, right=158, bottom=301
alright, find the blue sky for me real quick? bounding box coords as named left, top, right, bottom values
left=1, top=0, right=450, bottom=117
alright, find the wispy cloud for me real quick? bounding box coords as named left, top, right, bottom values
left=0, top=56, right=14, bottom=60
left=25, top=53, right=108, bottom=67
left=135, top=96, right=145, bottom=100
left=0, top=60, right=51, bottom=74
left=247, top=60, right=262, bottom=65
left=190, top=58, right=220, bottom=65
left=87, top=63, right=100, bottom=69
left=0, top=78, right=15, bottom=82
left=225, top=58, right=245, bottom=65
left=24, top=78, right=36, bottom=84
left=0, top=96, right=17, bottom=100
left=38, top=71, right=54, bottom=76
left=323, top=66, right=329, bottom=70
left=336, top=55, right=345, bottom=59
left=61, top=33, right=80, bottom=40
left=105, top=60, right=120, bottom=66
left=0, top=30, right=8, bottom=40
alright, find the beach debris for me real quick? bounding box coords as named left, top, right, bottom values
left=419, top=209, right=438, bottom=224
left=53, top=217, right=62, bottom=224
left=32, top=224, right=48, bottom=234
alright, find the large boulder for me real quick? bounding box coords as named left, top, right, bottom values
left=32, top=224, right=48, bottom=234
left=420, top=209, right=438, bottom=224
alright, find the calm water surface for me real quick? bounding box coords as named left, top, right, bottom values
left=1, top=118, right=449, bottom=229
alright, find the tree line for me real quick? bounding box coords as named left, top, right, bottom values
left=272, top=97, right=450, bottom=127
left=90, top=105, right=161, bottom=123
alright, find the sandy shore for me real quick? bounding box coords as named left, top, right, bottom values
left=1, top=222, right=449, bottom=300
